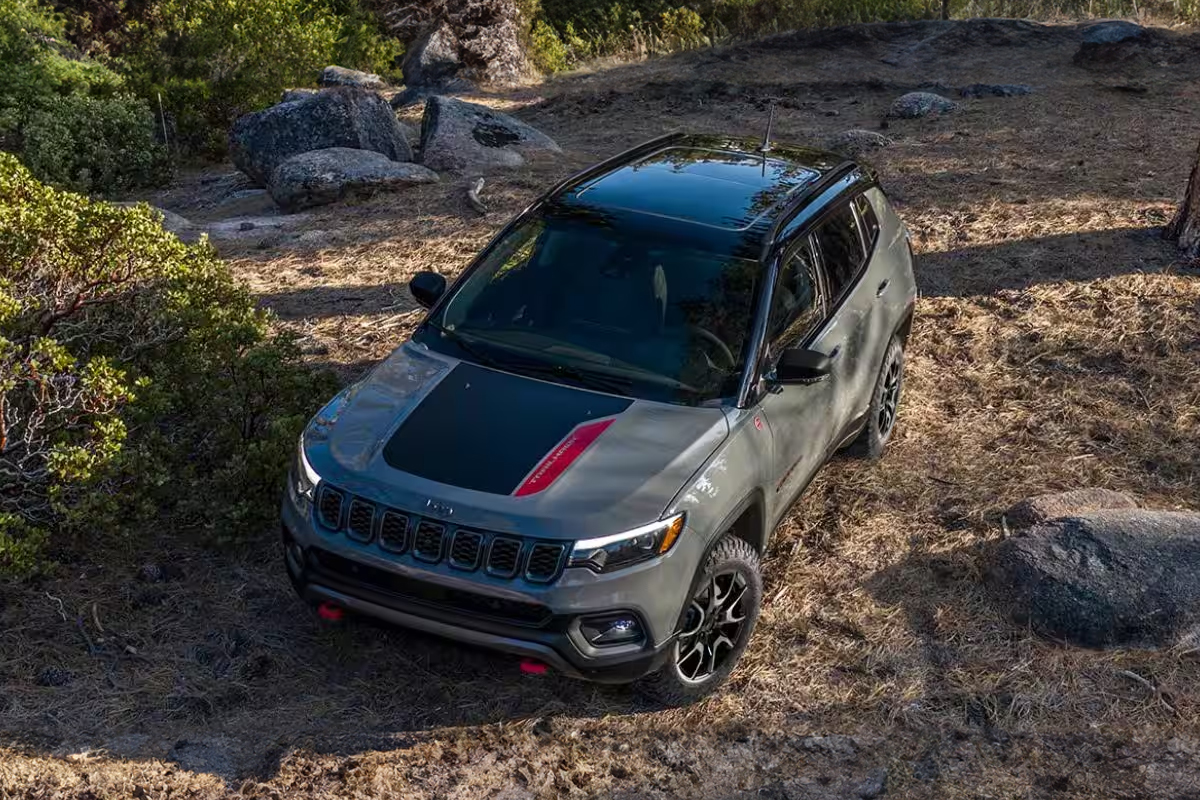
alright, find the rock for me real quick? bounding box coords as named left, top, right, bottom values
left=988, top=510, right=1200, bottom=648
left=206, top=213, right=312, bottom=242
left=824, top=129, right=894, bottom=157
left=402, top=23, right=464, bottom=93
left=210, top=188, right=276, bottom=219
left=320, top=65, right=386, bottom=89
left=1006, top=488, right=1139, bottom=530
left=229, top=88, right=412, bottom=187
left=419, top=96, right=561, bottom=172
left=856, top=768, right=889, bottom=798
left=889, top=91, right=958, bottom=119
left=115, top=202, right=200, bottom=244
left=959, top=83, right=1034, bottom=98
left=393, top=5, right=531, bottom=107
left=268, top=148, right=439, bottom=212
left=280, top=88, right=319, bottom=104
left=1081, top=20, right=1144, bottom=44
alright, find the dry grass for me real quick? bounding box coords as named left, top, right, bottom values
left=4, top=17, right=1200, bottom=800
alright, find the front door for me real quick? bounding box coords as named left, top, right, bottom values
left=755, top=237, right=839, bottom=522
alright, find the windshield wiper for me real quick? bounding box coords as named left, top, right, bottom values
left=422, top=321, right=508, bottom=370
left=508, top=360, right=636, bottom=396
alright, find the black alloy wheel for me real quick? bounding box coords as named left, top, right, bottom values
left=675, top=570, right=751, bottom=683
left=636, top=535, right=762, bottom=706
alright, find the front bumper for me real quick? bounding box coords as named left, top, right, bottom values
left=281, top=494, right=697, bottom=684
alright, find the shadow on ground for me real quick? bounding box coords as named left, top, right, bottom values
left=916, top=225, right=1181, bottom=297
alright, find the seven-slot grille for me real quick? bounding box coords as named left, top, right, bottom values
left=311, top=485, right=568, bottom=583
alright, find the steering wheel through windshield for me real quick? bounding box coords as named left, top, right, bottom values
left=688, top=325, right=737, bottom=370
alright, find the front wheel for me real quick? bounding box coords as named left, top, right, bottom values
left=636, top=535, right=762, bottom=706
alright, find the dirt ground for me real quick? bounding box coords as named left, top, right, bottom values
left=4, top=17, right=1200, bottom=800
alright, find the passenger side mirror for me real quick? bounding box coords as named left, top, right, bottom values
left=775, top=347, right=833, bottom=384
left=409, top=271, right=447, bottom=309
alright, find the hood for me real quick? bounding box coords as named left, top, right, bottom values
left=306, top=344, right=730, bottom=539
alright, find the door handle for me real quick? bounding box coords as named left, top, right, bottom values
left=828, top=346, right=842, bottom=362
left=875, top=279, right=891, bottom=298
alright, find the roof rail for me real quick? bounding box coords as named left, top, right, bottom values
left=761, top=161, right=859, bottom=257
left=543, top=132, right=689, bottom=200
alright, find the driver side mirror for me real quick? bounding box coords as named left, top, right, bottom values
left=409, top=271, right=447, bottom=310
left=775, top=347, right=833, bottom=384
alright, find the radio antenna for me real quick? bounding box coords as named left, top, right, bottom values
left=759, top=101, right=775, bottom=155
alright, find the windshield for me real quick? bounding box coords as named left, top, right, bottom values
left=414, top=212, right=762, bottom=405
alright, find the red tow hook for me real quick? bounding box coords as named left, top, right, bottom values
left=519, top=659, right=549, bottom=675
left=317, top=602, right=345, bottom=622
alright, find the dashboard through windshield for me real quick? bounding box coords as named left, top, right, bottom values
left=414, top=212, right=762, bottom=405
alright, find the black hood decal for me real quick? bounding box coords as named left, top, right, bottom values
left=382, top=362, right=632, bottom=495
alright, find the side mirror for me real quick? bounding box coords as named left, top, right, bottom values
left=409, top=271, right=447, bottom=310
left=775, top=347, right=833, bottom=384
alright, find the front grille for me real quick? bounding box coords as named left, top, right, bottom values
left=317, top=486, right=344, bottom=530
left=314, top=484, right=569, bottom=585
left=346, top=499, right=376, bottom=543
left=449, top=530, right=484, bottom=570
left=413, top=521, right=446, bottom=562
left=309, top=549, right=552, bottom=627
left=486, top=537, right=522, bottom=578
left=526, top=543, right=566, bottom=583
left=379, top=511, right=410, bottom=553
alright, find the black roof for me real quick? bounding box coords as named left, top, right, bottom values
left=545, top=134, right=853, bottom=259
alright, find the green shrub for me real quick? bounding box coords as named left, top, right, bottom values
left=118, top=0, right=400, bottom=154
left=652, top=7, right=707, bottom=53
left=22, top=92, right=171, bottom=195
left=529, top=18, right=570, bottom=73
left=0, top=0, right=121, bottom=136
left=0, top=0, right=168, bottom=195
left=0, top=153, right=336, bottom=576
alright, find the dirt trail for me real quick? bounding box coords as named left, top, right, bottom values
left=4, top=18, right=1200, bottom=799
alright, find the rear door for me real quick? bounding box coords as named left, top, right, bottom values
left=809, top=196, right=881, bottom=441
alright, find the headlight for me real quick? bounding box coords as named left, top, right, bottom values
left=568, top=513, right=686, bottom=574
left=289, top=437, right=322, bottom=505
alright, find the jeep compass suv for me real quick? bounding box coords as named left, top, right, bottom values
left=283, top=133, right=917, bottom=704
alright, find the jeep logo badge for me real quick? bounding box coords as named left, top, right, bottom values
left=426, top=499, right=453, bottom=517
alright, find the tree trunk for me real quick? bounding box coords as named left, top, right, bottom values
left=1166, top=136, right=1200, bottom=258
left=941, top=0, right=950, bottom=20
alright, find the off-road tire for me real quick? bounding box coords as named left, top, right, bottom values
left=636, top=535, right=762, bottom=707
left=849, top=336, right=905, bottom=461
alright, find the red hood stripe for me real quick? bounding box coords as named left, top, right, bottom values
left=514, top=417, right=617, bottom=497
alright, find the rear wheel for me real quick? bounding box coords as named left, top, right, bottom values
left=849, top=336, right=905, bottom=461
left=636, top=535, right=762, bottom=706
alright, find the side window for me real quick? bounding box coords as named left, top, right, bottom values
left=854, top=194, right=880, bottom=251
left=767, top=238, right=825, bottom=349
left=813, top=202, right=867, bottom=302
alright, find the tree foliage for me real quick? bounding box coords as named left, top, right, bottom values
left=0, top=154, right=336, bottom=577
left=0, top=0, right=167, bottom=194
left=70, top=0, right=402, bottom=154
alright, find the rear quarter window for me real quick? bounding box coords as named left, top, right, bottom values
left=854, top=194, right=880, bottom=251
left=813, top=203, right=866, bottom=300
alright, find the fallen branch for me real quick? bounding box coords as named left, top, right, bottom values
left=467, top=177, right=488, bottom=215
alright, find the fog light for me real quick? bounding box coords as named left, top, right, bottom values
left=580, top=614, right=644, bottom=647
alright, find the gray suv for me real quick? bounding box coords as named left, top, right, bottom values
left=282, top=133, right=916, bottom=704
